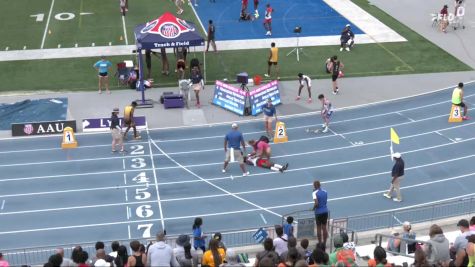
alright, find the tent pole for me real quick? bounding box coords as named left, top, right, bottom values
left=138, top=48, right=146, bottom=104
left=203, top=46, right=206, bottom=83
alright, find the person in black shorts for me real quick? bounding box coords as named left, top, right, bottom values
left=206, top=20, right=217, bottom=52
left=329, top=55, right=344, bottom=95
left=312, top=180, right=329, bottom=247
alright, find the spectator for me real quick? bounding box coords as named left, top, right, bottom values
left=312, top=180, right=329, bottom=247
left=254, top=238, right=280, bottom=267
left=72, top=246, right=84, bottom=265
left=283, top=216, right=294, bottom=238
left=206, top=20, right=217, bottom=52
left=470, top=217, right=475, bottom=232
left=128, top=240, right=147, bottom=267
left=0, top=253, right=9, bottom=267
left=383, top=152, right=405, bottom=202
left=439, top=5, right=449, bottom=33
left=77, top=251, right=89, bottom=267
left=281, top=237, right=304, bottom=262
left=114, top=245, right=128, bottom=267
left=213, top=232, right=227, bottom=252
left=367, top=246, right=391, bottom=267
left=278, top=248, right=300, bottom=267
left=273, top=225, right=289, bottom=257
left=220, top=249, right=245, bottom=267
left=340, top=232, right=356, bottom=258
left=193, top=217, right=207, bottom=252
left=411, top=247, right=429, bottom=267
left=109, top=241, right=120, bottom=258
left=329, top=234, right=355, bottom=266
left=190, top=66, right=204, bottom=108
left=298, top=239, right=311, bottom=263
left=55, top=248, right=75, bottom=267
left=295, top=260, right=308, bottom=267
left=93, top=55, right=112, bottom=94
left=177, top=242, right=199, bottom=267
left=466, top=235, right=475, bottom=267
left=423, top=224, right=450, bottom=266
left=401, top=221, right=417, bottom=254
left=160, top=48, right=170, bottom=76
left=222, top=123, right=249, bottom=176
left=202, top=239, right=226, bottom=267
left=258, top=256, right=275, bottom=267
left=339, top=24, right=354, bottom=52
left=94, top=249, right=111, bottom=267
left=452, top=219, right=474, bottom=256
left=47, top=254, right=63, bottom=267
left=147, top=232, right=179, bottom=267
left=308, top=247, right=328, bottom=266
left=386, top=229, right=401, bottom=254
left=93, top=241, right=115, bottom=264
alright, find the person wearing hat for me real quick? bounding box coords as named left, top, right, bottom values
left=262, top=98, right=278, bottom=139
left=339, top=24, right=354, bottom=52
left=451, top=219, right=475, bottom=256
left=110, top=108, right=125, bottom=153
left=383, top=152, right=404, bottom=202
left=223, top=123, right=249, bottom=176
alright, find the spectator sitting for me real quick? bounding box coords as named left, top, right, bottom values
left=220, top=249, right=245, bottom=267
left=254, top=237, right=280, bottom=267
left=281, top=237, right=305, bottom=262
left=273, top=225, right=289, bottom=257
left=55, top=248, right=75, bottom=267
left=202, top=239, right=226, bottom=267
left=401, top=221, right=417, bottom=254
left=340, top=232, right=356, bottom=257
left=109, top=241, right=120, bottom=259
left=278, top=248, right=301, bottom=267
left=308, top=247, right=328, bottom=266
left=329, top=234, right=355, bottom=266
left=257, top=256, right=275, bottom=267
left=298, top=239, right=311, bottom=263
left=451, top=219, right=475, bottom=259
left=423, top=224, right=450, bottom=266
left=411, top=247, right=429, bottom=267
left=387, top=229, right=401, bottom=254
left=0, top=253, right=9, bottom=267
left=128, top=240, right=147, bottom=267
left=94, top=249, right=111, bottom=267
left=295, top=259, right=309, bottom=267
left=213, top=232, right=227, bottom=252
left=368, top=246, right=391, bottom=267
left=283, top=216, right=294, bottom=238
left=46, top=253, right=63, bottom=267
left=147, top=232, right=179, bottom=267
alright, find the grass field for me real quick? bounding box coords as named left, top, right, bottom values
left=0, top=0, right=471, bottom=93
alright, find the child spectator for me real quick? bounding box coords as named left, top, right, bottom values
left=283, top=216, right=294, bottom=238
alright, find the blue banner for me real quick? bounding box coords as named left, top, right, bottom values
left=252, top=228, right=268, bottom=244
left=249, top=80, right=281, bottom=116
left=212, top=81, right=247, bottom=116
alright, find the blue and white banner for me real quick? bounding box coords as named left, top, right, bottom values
left=212, top=81, right=247, bottom=116
left=82, top=116, right=147, bottom=132
left=249, top=80, right=281, bottom=116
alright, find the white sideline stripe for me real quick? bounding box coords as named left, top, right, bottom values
left=156, top=92, right=475, bottom=143
left=324, top=0, right=406, bottom=43
left=146, top=81, right=475, bottom=132
left=1, top=200, right=5, bottom=210
left=154, top=122, right=475, bottom=170
left=149, top=138, right=282, bottom=219
left=40, top=0, right=55, bottom=49
left=147, top=129, right=165, bottom=231
left=121, top=15, right=128, bottom=45
left=0, top=184, right=143, bottom=198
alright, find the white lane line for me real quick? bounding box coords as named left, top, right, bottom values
left=122, top=158, right=126, bottom=170
left=147, top=129, right=165, bottom=231
left=435, top=131, right=456, bottom=143
left=147, top=82, right=475, bottom=132
left=123, top=173, right=127, bottom=185
left=328, top=128, right=354, bottom=146
left=149, top=138, right=282, bottom=219
left=121, top=15, right=128, bottom=45
left=124, top=189, right=128, bottom=202
left=260, top=213, right=267, bottom=224
left=0, top=184, right=145, bottom=198
left=128, top=225, right=131, bottom=239
left=396, top=112, right=415, bottom=122
left=40, top=0, right=55, bottom=49
left=393, top=215, right=403, bottom=225
left=126, top=206, right=130, bottom=219
left=1, top=200, right=5, bottom=210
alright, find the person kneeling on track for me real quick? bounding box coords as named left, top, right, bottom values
left=245, top=155, right=288, bottom=173
left=248, top=136, right=271, bottom=159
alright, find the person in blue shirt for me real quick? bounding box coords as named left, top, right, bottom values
left=93, top=56, right=112, bottom=94
left=222, top=123, right=249, bottom=176
left=312, top=180, right=329, bottom=248
left=283, top=216, right=294, bottom=238
left=262, top=98, right=278, bottom=139
left=192, top=217, right=207, bottom=252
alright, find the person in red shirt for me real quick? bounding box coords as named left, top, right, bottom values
left=439, top=4, right=449, bottom=33
left=264, top=4, right=273, bottom=36
left=248, top=136, right=271, bottom=159
left=246, top=138, right=288, bottom=172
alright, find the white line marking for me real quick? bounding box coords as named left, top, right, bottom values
left=122, top=158, right=126, bottom=170
left=57, top=44, right=61, bottom=48
left=435, top=131, right=456, bottom=143
left=147, top=130, right=165, bottom=231
left=260, top=213, right=267, bottom=224
left=5, top=47, right=8, bottom=51
left=124, top=189, right=128, bottom=202
left=1, top=200, right=5, bottom=210
left=23, top=46, right=27, bottom=50
left=75, top=43, right=78, bottom=48
left=126, top=206, right=130, bottom=219
left=328, top=128, right=354, bottom=146
left=128, top=224, right=131, bottom=239
left=92, top=43, right=95, bottom=47
left=40, top=0, right=55, bottom=49
left=0, top=184, right=144, bottom=198
left=149, top=138, right=282, bottom=218
left=109, top=42, right=112, bottom=46
left=121, top=15, right=128, bottom=45
left=396, top=112, right=415, bottom=122
left=393, top=215, right=402, bottom=225
left=123, top=173, right=127, bottom=185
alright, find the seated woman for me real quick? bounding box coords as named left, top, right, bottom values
left=246, top=138, right=288, bottom=173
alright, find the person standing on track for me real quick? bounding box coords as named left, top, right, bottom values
left=383, top=152, right=405, bottom=202
left=222, top=123, right=249, bottom=176
left=317, top=94, right=333, bottom=133
left=93, top=55, right=112, bottom=94
left=110, top=108, right=125, bottom=153
left=263, top=3, right=273, bottom=36
left=262, top=98, right=278, bottom=139
left=123, top=101, right=141, bottom=140
left=313, top=180, right=329, bottom=248
left=296, top=73, right=312, bottom=103
left=328, top=56, right=344, bottom=95
left=452, top=82, right=469, bottom=120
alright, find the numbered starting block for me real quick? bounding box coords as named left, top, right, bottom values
left=273, top=121, right=288, bottom=143
left=448, top=104, right=463, bottom=123
left=61, top=126, right=78, bottom=148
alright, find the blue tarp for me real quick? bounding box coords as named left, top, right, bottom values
left=0, top=98, right=68, bottom=130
